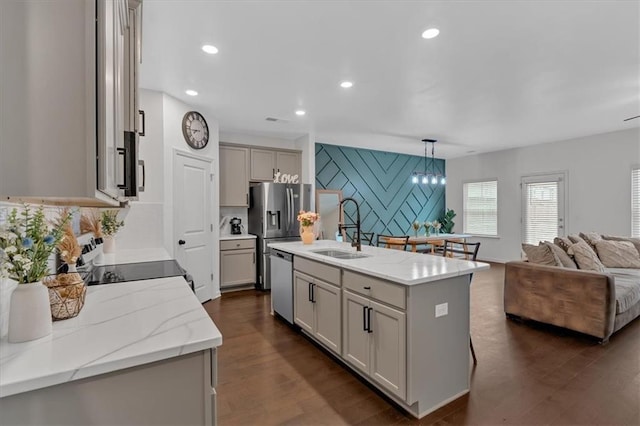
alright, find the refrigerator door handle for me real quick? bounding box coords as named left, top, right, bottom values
left=290, top=188, right=295, bottom=226
left=285, top=187, right=290, bottom=230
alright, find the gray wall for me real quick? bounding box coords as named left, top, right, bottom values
left=446, top=127, right=640, bottom=262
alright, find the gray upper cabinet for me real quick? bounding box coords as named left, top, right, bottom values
left=0, top=0, right=142, bottom=206
left=250, top=149, right=277, bottom=181
left=220, top=145, right=250, bottom=207
left=250, top=148, right=302, bottom=182
left=276, top=151, right=302, bottom=178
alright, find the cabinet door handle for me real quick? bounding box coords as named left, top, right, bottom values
left=246, top=193, right=249, bottom=205
left=138, top=110, right=146, bottom=136
left=252, top=252, right=255, bottom=264
left=311, top=283, right=316, bottom=303
left=362, top=306, right=368, bottom=331
left=138, top=159, right=145, bottom=192
left=116, top=146, right=129, bottom=190
left=308, top=282, right=313, bottom=302
left=367, top=308, right=373, bottom=333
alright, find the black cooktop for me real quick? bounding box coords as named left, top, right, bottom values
left=86, top=260, right=187, bottom=286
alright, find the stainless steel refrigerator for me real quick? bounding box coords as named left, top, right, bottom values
left=248, top=182, right=312, bottom=290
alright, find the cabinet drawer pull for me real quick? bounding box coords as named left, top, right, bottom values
left=363, top=286, right=371, bottom=290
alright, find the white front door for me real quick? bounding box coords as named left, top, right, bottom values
left=521, top=172, right=567, bottom=244
left=174, top=151, right=213, bottom=302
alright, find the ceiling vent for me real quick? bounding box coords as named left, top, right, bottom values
left=265, top=117, right=290, bottom=123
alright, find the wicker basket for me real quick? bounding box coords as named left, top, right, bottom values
left=44, top=274, right=87, bottom=321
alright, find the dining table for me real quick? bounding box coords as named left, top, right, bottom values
left=407, top=233, right=472, bottom=253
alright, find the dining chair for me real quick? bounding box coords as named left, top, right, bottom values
left=352, top=232, right=375, bottom=246
left=442, top=239, right=481, bottom=365
left=376, top=234, right=410, bottom=251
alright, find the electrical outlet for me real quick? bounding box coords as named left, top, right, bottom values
left=435, top=302, right=448, bottom=318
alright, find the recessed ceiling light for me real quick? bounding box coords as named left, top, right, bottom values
left=185, top=89, right=198, bottom=96
left=340, top=81, right=353, bottom=88
left=201, top=44, right=218, bottom=54
left=295, top=110, right=306, bottom=116
left=422, top=28, right=440, bottom=39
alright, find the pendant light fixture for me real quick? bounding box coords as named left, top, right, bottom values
left=411, top=139, right=446, bottom=185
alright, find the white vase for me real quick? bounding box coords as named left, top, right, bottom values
left=103, top=236, right=116, bottom=254
left=8, top=281, right=53, bottom=343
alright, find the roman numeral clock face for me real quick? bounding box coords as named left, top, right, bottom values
left=182, top=111, right=209, bottom=149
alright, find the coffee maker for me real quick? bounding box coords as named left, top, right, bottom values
left=230, top=217, right=242, bottom=235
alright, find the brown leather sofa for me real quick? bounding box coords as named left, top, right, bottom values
left=504, top=261, right=640, bottom=343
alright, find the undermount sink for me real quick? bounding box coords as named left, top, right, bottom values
left=310, top=249, right=370, bottom=260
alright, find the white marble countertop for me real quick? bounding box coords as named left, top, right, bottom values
left=0, top=276, right=222, bottom=398
left=268, top=240, right=489, bottom=286
left=219, top=234, right=257, bottom=240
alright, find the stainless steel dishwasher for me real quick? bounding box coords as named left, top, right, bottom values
left=270, top=249, right=293, bottom=324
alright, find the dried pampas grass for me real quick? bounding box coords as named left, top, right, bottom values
left=56, top=208, right=81, bottom=265
left=80, top=209, right=103, bottom=238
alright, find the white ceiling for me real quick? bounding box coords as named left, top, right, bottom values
left=140, top=1, right=640, bottom=159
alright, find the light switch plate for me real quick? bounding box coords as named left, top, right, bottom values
left=435, top=302, right=448, bottom=318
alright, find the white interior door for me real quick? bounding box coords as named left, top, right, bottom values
left=521, top=173, right=566, bottom=244
left=174, top=151, right=213, bottom=302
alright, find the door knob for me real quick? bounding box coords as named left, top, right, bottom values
left=178, top=239, right=186, bottom=245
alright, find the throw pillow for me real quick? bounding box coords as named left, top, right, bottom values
left=601, top=235, right=640, bottom=256
left=554, top=236, right=573, bottom=253
left=579, top=232, right=602, bottom=252
left=522, top=243, right=558, bottom=266
left=543, top=241, right=577, bottom=269
left=567, top=240, right=607, bottom=272
left=595, top=240, right=640, bottom=268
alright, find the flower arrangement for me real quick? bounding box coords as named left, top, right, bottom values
left=297, top=210, right=320, bottom=227
left=101, top=210, right=124, bottom=236
left=0, top=205, right=70, bottom=284
left=423, top=221, right=432, bottom=234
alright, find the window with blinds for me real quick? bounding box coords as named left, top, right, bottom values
left=523, top=181, right=559, bottom=244
left=633, top=168, right=640, bottom=237
left=463, top=180, right=498, bottom=236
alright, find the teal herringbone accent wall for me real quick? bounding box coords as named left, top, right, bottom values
left=315, top=143, right=446, bottom=238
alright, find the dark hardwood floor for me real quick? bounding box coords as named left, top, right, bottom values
left=203, top=263, right=640, bottom=425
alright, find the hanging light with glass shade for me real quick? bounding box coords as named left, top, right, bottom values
left=411, top=139, right=446, bottom=185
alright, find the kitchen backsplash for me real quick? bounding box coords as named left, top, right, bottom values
left=219, top=207, right=248, bottom=235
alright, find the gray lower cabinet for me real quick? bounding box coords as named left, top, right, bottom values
left=343, top=289, right=406, bottom=400
left=220, top=239, right=256, bottom=288
left=0, top=349, right=217, bottom=425
left=292, top=255, right=471, bottom=419
left=293, top=270, right=342, bottom=355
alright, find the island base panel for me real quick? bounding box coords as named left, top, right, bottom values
left=0, top=349, right=216, bottom=426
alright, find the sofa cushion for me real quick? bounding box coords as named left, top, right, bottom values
left=602, top=235, right=640, bottom=255
left=567, top=240, right=607, bottom=272
left=580, top=232, right=603, bottom=252
left=543, top=241, right=577, bottom=269
left=611, top=274, right=640, bottom=314
left=596, top=240, right=640, bottom=268
left=554, top=236, right=573, bottom=253
left=522, top=243, right=558, bottom=266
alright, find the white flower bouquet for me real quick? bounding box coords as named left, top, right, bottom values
left=0, top=206, right=69, bottom=284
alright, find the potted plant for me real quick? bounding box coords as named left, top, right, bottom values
left=101, top=210, right=124, bottom=254
left=439, top=209, right=457, bottom=234
left=0, top=205, right=69, bottom=342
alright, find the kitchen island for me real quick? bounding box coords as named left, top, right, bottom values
left=268, top=240, right=489, bottom=419
left=0, top=276, right=221, bottom=425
